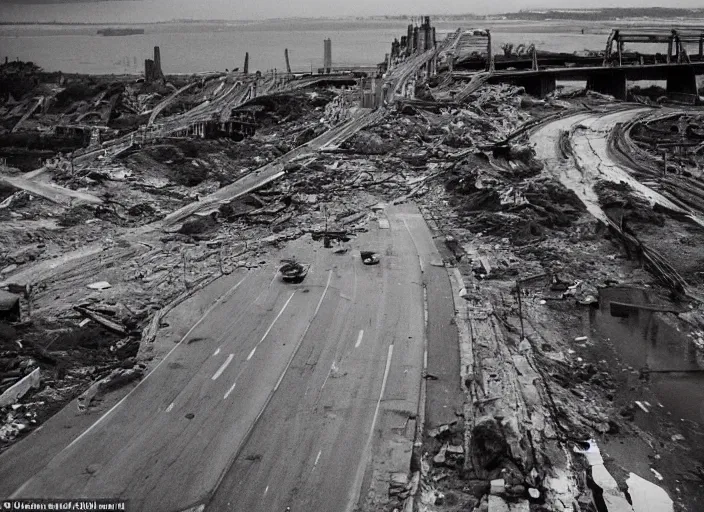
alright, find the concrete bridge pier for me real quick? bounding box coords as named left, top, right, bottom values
left=587, top=70, right=627, bottom=100
left=665, top=66, right=699, bottom=104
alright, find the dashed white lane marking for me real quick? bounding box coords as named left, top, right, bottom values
left=274, top=270, right=332, bottom=393
left=355, top=329, right=364, bottom=348
left=223, top=381, right=237, bottom=399
left=314, top=450, right=322, bottom=467
left=346, top=343, right=394, bottom=512
left=9, top=273, right=251, bottom=499
left=320, top=361, right=336, bottom=392
left=247, top=291, right=295, bottom=361
left=165, top=402, right=174, bottom=413
left=212, top=354, right=234, bottom=381
left=213, top=348, right=221, bottom=357
left=264, top=485, right=269, bottom=496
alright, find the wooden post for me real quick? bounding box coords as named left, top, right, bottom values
left=667, top=37, right=672, bottom=64
left=617, top=41, right=623, bottom=67
left=486, top=30, right=494, bottom=73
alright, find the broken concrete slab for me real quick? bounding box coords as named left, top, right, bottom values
left=87, top=281, right=112, bottom=290
left=626, top=472, right=673, bottom=512
left=0, top=368, right=41, bottom=407
left=574, top=440, right=634, bottom=512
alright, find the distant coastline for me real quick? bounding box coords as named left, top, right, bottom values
left=2, top=8, right=704, bottom=25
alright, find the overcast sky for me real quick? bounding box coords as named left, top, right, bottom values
left=0, top=0, right=702, bottom=22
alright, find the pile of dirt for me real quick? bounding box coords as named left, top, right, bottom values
left=56, top=204, right=96, bottom=227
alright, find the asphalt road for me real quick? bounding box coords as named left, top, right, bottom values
left=0, top=204, right=447, bottom=512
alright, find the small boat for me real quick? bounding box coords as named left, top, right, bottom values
left=279, top=259, right=309, bottom=283
left=360, top=251, right=380, bottom=265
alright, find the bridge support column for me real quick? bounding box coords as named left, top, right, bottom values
left=522, top=75, right=555, bottom=98
left=587, top=70, right=627, bottom=100
left=666, top=67, right=698, bottom=104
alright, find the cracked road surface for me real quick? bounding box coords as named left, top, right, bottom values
left=0, top=204, right=442, bottom=512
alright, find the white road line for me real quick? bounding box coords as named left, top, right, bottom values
left=223, top=381, right=237, bottom=399
left=264, top=485, right=269, bottom=496
left=320, top=360, right=336, bottom=392
left=355, top=329, right=364, bottom=348
left=213, top=348, right=221, bottom=356
left=274, top=270, right=332, bottom=392
left=165, top=402, right=174, bottom=413
left=9, top=273, right=251, bottom=499
left=254, top=271, right=278, bottom=305
left=346, top=343, right=394, bottom=512
left=209, top=270, right=334, bottom=500
left=402, top=217, right=425, bottom=273
left=314, top=450, right=322, bottom=467
left=212, top=354, right=234, bottom=381
left=247, top=291, right=295, bottom=361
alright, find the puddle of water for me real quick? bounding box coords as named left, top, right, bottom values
left=590, top=287, right=704, bottom=426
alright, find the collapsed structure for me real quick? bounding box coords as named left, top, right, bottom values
left=144, top=46, right=164, bottom=83
left=1, top=17, right=704, bottom=512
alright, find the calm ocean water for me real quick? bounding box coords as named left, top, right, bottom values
left=0, top=19, right=694, bottom=75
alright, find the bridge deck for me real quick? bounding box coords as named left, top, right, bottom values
left=487, top=62, right=704, bottom=82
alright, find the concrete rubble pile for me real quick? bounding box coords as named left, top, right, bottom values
left=0, top=65, right=390, bottom=451
left=1, top=46, right=704, bottom=511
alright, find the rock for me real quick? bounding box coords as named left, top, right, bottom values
left=0, top=264, right=17, bottom=275
left=488, top=494, right=510, bottom=512
left=528, top=488, right=540, bottom=499
left=87, top=281, right=112, bottom=290
left=671, top=433, right=685, bottom=442
left=433, top=444, right=447, bottom=465
left=505, top=484, right=525, bottom=497
left=428, top=423, right=451, bottom=438
left=390, top=472, right=409, bottom=488
left=447, top=444, right=464, bottom=455
left=8, top=246, right=43, bottom=265
left=467, top=479, right=490, bottom=497
left=490, top=478, right=505, bottom=495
